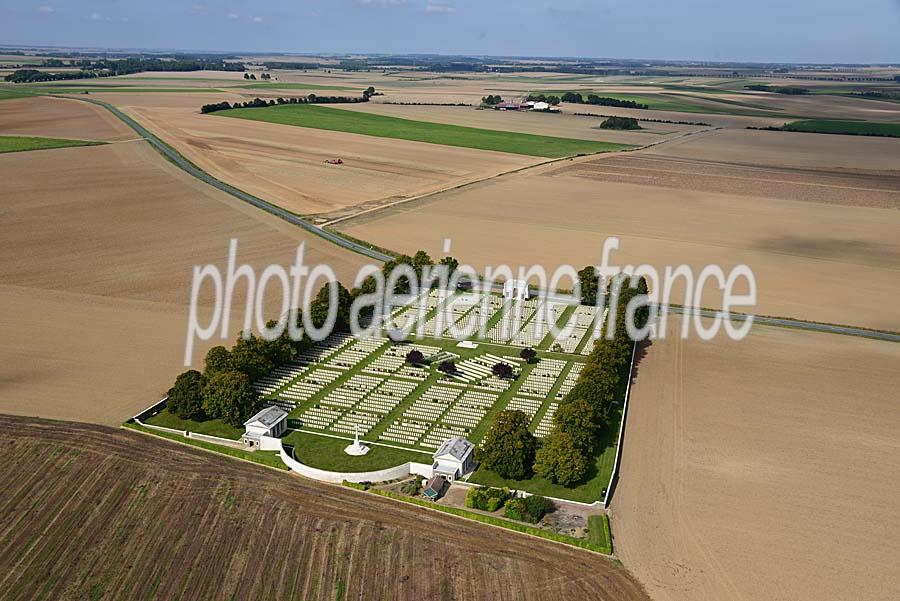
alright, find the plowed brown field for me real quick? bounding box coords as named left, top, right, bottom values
left=0, top=415, right=650, bottom=601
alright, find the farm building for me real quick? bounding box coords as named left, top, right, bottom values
left=423, top=475, right=448, bottom=500
left=493, top=101, right=529, bottom=111
left=431, top=437, right=475, bottom=481
left=242, top=406, right=288, bottom=447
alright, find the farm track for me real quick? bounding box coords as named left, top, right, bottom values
left=0, top=415, right=650, bottom=601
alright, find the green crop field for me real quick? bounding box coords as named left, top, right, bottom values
left=0, top=135, right=104, bottom=153
left=532, top=90, right=784, bottom=116
left=221, top=104, right=632, bottom=157
left=239, top=82, right=357, bottom=91
left=0, top=88, right=34, bottom=100
left=782, top=119, right=900, bottom=138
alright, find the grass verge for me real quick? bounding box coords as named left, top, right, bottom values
left=0, top=135, right=104, bottom=154
left=587, top=514, right=612, bottom=550
left=143, top=409, right=243, bottom=439
left=343, top=482, right=612, bottom=554
left=124, top=422, right=288, bottom=470
left=220, top=104, right=633, bottom=158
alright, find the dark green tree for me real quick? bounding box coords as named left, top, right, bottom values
left=309, top=282, right=353, bottom=332
left=166, top=369, right=205, bottom=421
left=480, top=410, right=538, bottom=480
left=533, top=431, right=588, bottom=486
left=204, top=345, right=233, bottom=377
left=230, top=333, right=274, bottom=381
left=520, top=347, right=537, bottom=363
left=577, top=266, right=599, bottom=306
left=553, top=398, right=597, bottom=452
left=201, top=370, right=260, bottom=427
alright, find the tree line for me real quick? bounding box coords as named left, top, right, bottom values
left=201, top=87, right=378, bottom=114
left=5, top=58, right=243, bottom=83
left=478, top=274, right=649, bottom=487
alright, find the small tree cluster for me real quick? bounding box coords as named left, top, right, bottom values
left=481, top=95, right=503, bottom=105
left=526, top=93, right=561, bottom=105
left=599, top=116, right=641, bottom=130
left=503, top=495, right=553, bottom=523
left=465, top=486, right=510, bottom=512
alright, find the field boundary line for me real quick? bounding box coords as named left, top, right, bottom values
left=321, top=126, right=718, bottom=227
left=340, top=482, right=615, bottom=557
left=602, top=340, right=638, bottom=508
left=59, top=95, right=394, bottom=262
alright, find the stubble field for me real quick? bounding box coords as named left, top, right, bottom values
left=336, top=141, right=900, bottom=331
left=0, top=415, right=650, bottom=601
left=611, top=317, right=900, bottom=601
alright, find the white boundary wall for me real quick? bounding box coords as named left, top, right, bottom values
left=278, top=441, right=426, bottom=484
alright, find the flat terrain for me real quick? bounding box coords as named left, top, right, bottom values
left=337, top=148, right=900, bottom=331
left=0, top=135, right=103, bottom=153
left=0, top=415, right=650, bottom=601
left=103, top=91, right=539, bottom=218
left=222, top=103, right=633, bottom=157
left=645, top=128, right=900, bottom=172
left=0, top=96, right=368, bottom=425
left=0, top=95, right=135, bottom=141
left=336, top=102, right=704, bottom=145
left=612, top=318, right=900, bottom=601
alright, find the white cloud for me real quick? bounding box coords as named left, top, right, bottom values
left=227, top=12, right=239, bottom=19
left=90, top=11, right=102, bottom=20
left=38, top=5, right=54, bottom=13
left=426, top=0, right=455, bottom=14
left=252, top=16, right=263, bottom=22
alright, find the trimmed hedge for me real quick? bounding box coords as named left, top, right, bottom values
left=343, top=483, right=612, bottom=554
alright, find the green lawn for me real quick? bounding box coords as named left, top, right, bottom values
left=0, top=135, right=103, bottom=154
left=143, top=409, right=244, bottom=440
left=782, top=119, right=900, bottom=138
left=586, top=514, right=612, bottom=550
left=239, top=82, right=358, bottom=91
left=220, top=104, right=633, bottom=157
left=283, top=430, right=430, bottom=471
left=468, top=413, right=621, bottom=504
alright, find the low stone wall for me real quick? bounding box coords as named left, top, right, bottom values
left=278, top=442, right=414, bottom=484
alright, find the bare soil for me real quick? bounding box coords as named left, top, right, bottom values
left=611, top=317, right=900, bottom=601
left=0, top=415, right=650, bottom=601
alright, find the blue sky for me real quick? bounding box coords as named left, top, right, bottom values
left=3, top=0, right=900, bottom=63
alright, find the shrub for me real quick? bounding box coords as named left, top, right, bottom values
left=465, top=486, right=510, bottom=512
left=523, top=495, right=553, bottom=522
left=504, top=498, right=528, bottom=521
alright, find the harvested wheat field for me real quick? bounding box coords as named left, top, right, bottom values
left=0, top=138, right=368, bottom=425
left=337, top=152, right=900, bottom=331
left=101, top=92, right=539, bottom=218
left=0, top=415, right=650, bottom=601
left=646, top=128, right=900, bottom=173
left=611, top=318, right=900, bottom=601
left=0, top=95, right=135, bottom=141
